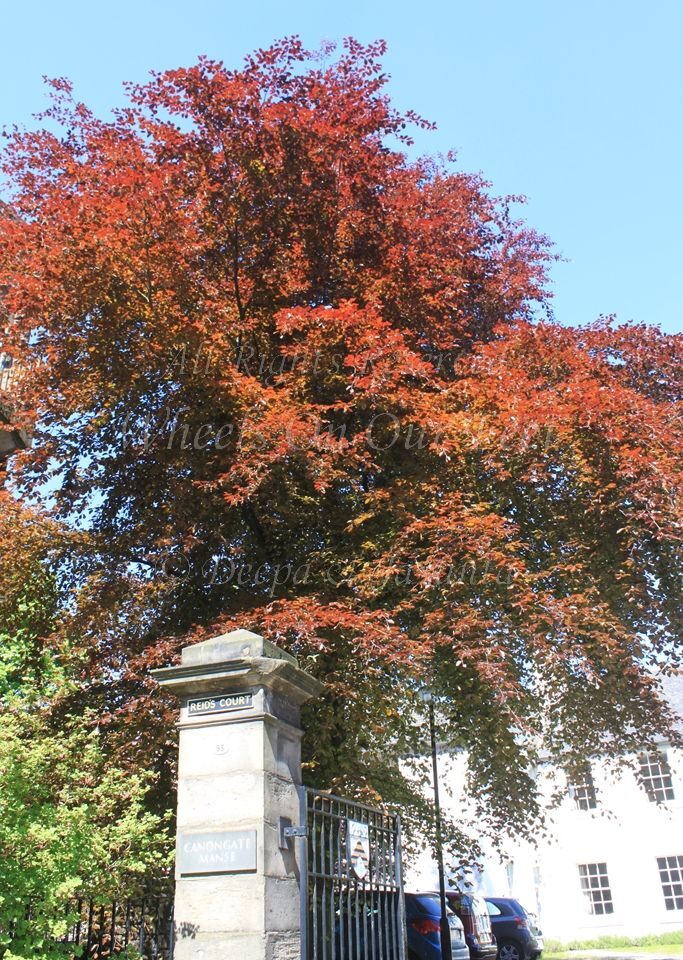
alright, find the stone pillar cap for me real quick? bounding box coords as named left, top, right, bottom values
left=150, top=628, right=324, bottom=704
left=180, top=628, right=298, bottom=667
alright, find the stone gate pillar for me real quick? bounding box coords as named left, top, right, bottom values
left=151, top=629, right=324, bottom=960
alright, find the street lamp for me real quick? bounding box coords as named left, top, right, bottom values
left=421, top=687, right=452, bottom=960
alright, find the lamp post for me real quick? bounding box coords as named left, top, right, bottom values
left=422, top=688, right=452, bottom=960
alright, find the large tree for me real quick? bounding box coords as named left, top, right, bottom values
left=0, top=38, right=681, bottom=848
left=0, top=495, right=171, bottom=958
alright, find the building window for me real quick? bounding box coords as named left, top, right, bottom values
left=568, top=764, right=598, bottom=810
left=0, top=354, right=14, bottom=392
left=657, top=856, right=683, bottom=911
left=578, top=863, right=614, bottom=915
left=639, top=750, right=675, bottom=802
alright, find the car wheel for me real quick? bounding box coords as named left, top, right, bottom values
left=498, top=940, right=525, bottom=960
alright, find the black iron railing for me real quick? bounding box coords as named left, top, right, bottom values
left=62, top=895, right=175, bottom=959
left=1, top=894, right=175, bottom=960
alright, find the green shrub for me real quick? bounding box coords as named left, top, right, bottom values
left=0, top=704, right=172, bottom=960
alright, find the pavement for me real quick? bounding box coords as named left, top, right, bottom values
left=550, top=952, right=681, bottom=960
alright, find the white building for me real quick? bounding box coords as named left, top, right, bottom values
left=406, top=676, right=683, bottom=942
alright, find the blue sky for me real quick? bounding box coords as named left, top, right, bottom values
left=1, top=0, right=681, bottom=333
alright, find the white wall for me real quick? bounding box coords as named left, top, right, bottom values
left=404, top=746, right=683, bottom=941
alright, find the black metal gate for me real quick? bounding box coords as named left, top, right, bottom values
left=300, top=788, right=407, bottom=960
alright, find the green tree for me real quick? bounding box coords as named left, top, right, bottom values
left=0, top=497, right=172, bottom=959
left=0, top=705, right=170, bottom=960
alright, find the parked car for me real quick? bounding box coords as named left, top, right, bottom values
left=446, top=891, right=497, bottom=960
left=333, top=892, right=469, bottom=960
left=484, top=898, right=543, bottom=960
left=406, top=892, right=470, bottom=960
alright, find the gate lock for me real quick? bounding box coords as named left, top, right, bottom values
left=279, top=816, right=308, bottom=849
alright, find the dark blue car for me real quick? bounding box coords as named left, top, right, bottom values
left=406, top=892, right=470, bottom=960
left=484, top=897, right=543, bottom=960
left=332, top=891, right=470, bottom=959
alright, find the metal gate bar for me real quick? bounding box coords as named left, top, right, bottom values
left=302, top=787, right=407, bottom=960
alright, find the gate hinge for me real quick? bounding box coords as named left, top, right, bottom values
left=279, top=817, right=308, bottom=848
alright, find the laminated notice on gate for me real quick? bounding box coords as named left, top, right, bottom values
left=347, top=819, right=370, bottom=880
left=178, top=829, right=257, bottom=875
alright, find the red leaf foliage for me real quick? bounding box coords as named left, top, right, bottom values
left=0, top=38, right=680, bottom=829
